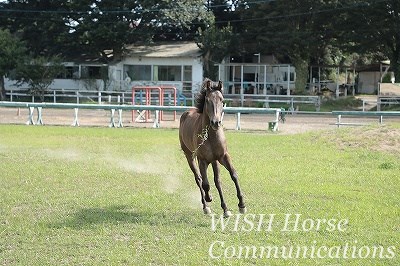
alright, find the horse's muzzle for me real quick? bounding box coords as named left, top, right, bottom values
left=210, top=120, right=222, bottom=130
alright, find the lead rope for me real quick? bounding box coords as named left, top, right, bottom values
left=192, top=124, right=210, bottom=159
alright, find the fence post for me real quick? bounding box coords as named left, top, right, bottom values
left=337, top=115, right=341, bottom=128
left=153, top=110, right=160, bottom=128
left=290, top=98, right=294, bottom=114
left=117, top=109, right=123, bottom=128
left=72, top=108, right=80, bottom=126
left=53, top=90, right=56, bottom=103
left=264, top=96, right=269, bottom=108
left=36, top=107, right=43, bottom=125
left=236, top=112, right=241, bottom=130
left=109, top=109, right=116, bottom=127
left=98, top=92, right=101, bottom=104
left=26, top=107, right=35, bottom=125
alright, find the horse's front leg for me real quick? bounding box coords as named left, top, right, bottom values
left=218, top=153, right=247, bottom=214
left=184, top=154, right=210, bottom=214
left=211, top=161, right=231, bottom=217
left=198, top=160, right=212, bottom=203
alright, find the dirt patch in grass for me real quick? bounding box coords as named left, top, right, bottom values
left=316, top=124, right=400, bottom=155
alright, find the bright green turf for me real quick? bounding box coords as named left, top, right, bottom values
left=0, top=125, right=399, bottom=265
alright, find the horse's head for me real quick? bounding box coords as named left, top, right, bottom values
left=204, top=80, right=224, bottom=130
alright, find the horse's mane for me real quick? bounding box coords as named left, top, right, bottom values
left=195, top=78, right=219, bottom=113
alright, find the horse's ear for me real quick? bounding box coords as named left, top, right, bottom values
left=206, top=79, right=212, bottom=90
left=217, top=81, right=223, bottom=91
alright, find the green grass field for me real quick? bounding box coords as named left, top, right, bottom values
left=0, top=125, right=399, bottom=265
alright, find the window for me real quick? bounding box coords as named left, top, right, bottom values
left=81, top=66, right=106, bottom=79
left=124, top=65, right=151, bottom=81
left=183, top=65, right=192, bottom=93
left=154, top=65, right=181, bottom=81
left=56, top=66, right=79, bottom=79
left=65, top=66, right=80, bottom=79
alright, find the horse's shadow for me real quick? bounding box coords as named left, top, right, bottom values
left=49, top=205, right=208, bottom=229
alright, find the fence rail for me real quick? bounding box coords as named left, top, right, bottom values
left=6, top=88, right=321, bottom=110
left=224, top=94, right=321, bottom=111
left=0, top=101, right=281, bottom=131
left=2, top=100, right=400, bottom=130
left=332, top=110, right=400, bottom=127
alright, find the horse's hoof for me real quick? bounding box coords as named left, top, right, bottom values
left=205, top=194, right=213, bottom=203
left=239, top=207, right=247, bottom=214
left=223, top=210, right=232, bottom=218
left=203, top=207, right=212, bottom=215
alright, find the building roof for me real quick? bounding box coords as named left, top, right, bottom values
left=124, top=42, right=201, bottom=58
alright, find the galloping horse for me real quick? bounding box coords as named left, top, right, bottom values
left=179, top=78, right=246, bottom=217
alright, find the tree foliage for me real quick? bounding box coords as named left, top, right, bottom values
left=196, top=24, right=238, bottom=79
left=11, top=56, right=65, bottom=101
left=1, top=0, right=400, bottom=90
left=1, top=0, right=212, bottom=62
left=336, top=0, right=400, bottom=81
left=240, top=0, right=341, bottom=92
left=2, top=0, right=71, bottom=56
left=0, top=29, right=26, bottom=100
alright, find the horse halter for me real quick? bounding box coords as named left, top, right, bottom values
left=192, top=124, right=209, bottom=159
left=205, top=89, right=224, bottom=130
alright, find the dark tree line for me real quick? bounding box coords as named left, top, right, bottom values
left=0, top=0, right=211, bottom=61
left=204, top=0, right=400, bottom=90
left=0, top=0, right=211, bottom=98
left=1, top=0, right=399, bottom=96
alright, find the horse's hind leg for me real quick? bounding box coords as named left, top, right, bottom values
left=218, top=153, right=247, bottom=214
left=198, top=160, right=212, bottom=203
left=184, top=153, right=210, bottom=214
left=211, top=161, right=231, bottom=217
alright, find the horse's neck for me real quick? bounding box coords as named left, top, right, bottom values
left=201, top=112, right=210, bottom=128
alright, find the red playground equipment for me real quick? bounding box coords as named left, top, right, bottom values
left=131, top=86, right=177, bottom=123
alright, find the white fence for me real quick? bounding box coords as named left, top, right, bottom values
left=5, top=88, right=321, bottom=111
left=0, top=101, right=281, bottom=131
left=332, top=111, right=400, bottom=127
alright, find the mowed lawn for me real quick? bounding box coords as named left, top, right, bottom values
left=0, top=124, right=399, bottom=265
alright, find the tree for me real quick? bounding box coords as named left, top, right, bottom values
left=11, top=56, right=65, bottom=101
left=0, top=29, right=26, bottom=101
left=196, top=24, right=238, bottom=79
left=50, top=0, right=211, bottom=61
left=2, top=0, right=72, bottom=57
left=336, top=0, right=400, bottom=81
left=241, top=0, right=339, bottom=93
left=2, top=0, right=212, bottom=62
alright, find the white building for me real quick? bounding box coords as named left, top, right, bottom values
left=5, top=42, right=204, bottom=96
left=218, top=63, right=296, bottom=95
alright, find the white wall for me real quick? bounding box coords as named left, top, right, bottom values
left=4, top=56, right=203, bottom=94
left=5, top=78, right=105, bottom=91
left=116, top=56, right=203, bottom=93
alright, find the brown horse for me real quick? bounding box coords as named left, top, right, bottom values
left=179, top=78, right=246, bottom=217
